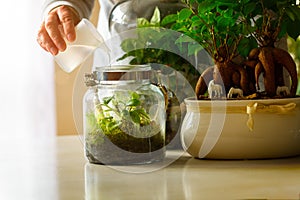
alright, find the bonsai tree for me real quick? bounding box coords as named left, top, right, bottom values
left=162, top=0, right=258, bottom=98
left=161, top=0, right=300, bottom=99
left=242, top=0, right=300, bottom=97
left=118, top=0, right=300, bottom=100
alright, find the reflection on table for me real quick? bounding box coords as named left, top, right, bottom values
left=1, top=136, right=299, bottom=200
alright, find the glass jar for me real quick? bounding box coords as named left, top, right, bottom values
left=83, top=65, right=166, bottom=165
left=108, top=0, right=186, bottom=34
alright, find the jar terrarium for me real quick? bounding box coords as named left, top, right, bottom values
left=83, top=65, right=166, bottom=165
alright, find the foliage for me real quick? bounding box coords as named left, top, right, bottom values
left=118, top=7, right=201, bottom=88
left=162, top=0, right=300, bottom=58
left=240, top=0, right=300, bottom=47
left=288, top=36, right=300, bottom=69
left=161, top=0, right=257, bottom=61
left=93, top=91, right=151, bottom=134
left=118, top=0, right=300, bottom=99
left=160, top=0, right=300, bottom=98
left=85, top=90, right=165, bottom=164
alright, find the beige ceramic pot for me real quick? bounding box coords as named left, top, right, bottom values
left=181, top=97, right=300, bottom=159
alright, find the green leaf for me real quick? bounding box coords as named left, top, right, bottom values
left=121, top=110, right=130, bottom=117
left=175, top=34, right=196, bottom=44
left=278, top=20, right=288, bottom=38
left=120, top=38, right=140, bottom=52
left=285, top=7, right=296, bottom=21
left=127, top=99, right=141, bottom=107
left=103, top=96, right=113, bottom=105
left=130, top=110, right=141, bottom=124
left=243, top=2, right=257, bottom=16
left=287, top=19, right=300, bottom=40
left=131, top=92, right=140, bottom=100
left=178, top=8, right=193, bottom=21
left=188, top=43, right=204, bottom=56
left=161, top=14, right=178, bottom=26
left=238, top=36, right=258, bottom=57
left=289, top=6, right=300, bottom=21
left=135, top=109, right=150, bottom=123
left=217, top=17, right=231, bottom=28
left=137, top=18, right=150, bottom=27
left=150, top=7, right=161, bottom=25
left=197, top=2, right=217, bottom=14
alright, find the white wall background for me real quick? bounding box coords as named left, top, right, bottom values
left=0, top=1, right=57, bottom=199
left=0, top=1, right=56, bottom=140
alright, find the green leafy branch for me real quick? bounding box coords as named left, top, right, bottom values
left=239, top=0, right=300, bottom=47
left=92, top=91, right=151, bottom=133
left=118, top=7, right=201, bottom=87
left=161, top=0, right=258, bottom=61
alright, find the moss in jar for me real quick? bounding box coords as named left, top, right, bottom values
left=85, top=91, right=165, bottom=164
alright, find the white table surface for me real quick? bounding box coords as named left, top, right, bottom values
left=1, top=135, right=300, bottom=200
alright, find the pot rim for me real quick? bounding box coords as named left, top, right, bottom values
left=184, top=96, right=300, bottom=107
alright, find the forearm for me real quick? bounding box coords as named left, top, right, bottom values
left=42, top=0, right=95, bottom=19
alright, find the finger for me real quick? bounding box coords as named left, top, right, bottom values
left=37, top=23, right=59, bottom=55
left=56, top=5, right=79, bottom=42
left=45, top=12, right=67, bottom=52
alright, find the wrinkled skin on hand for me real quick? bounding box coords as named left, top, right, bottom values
left=36, top=5, right=81, bottom=55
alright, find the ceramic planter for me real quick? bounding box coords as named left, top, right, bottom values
left=181, top=97, right=300, bottom=159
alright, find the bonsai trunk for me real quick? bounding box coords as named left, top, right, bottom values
left=195, top=60, right=255, bottom=99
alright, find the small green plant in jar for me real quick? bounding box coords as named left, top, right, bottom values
left=83, top=65, right=166, bottom=165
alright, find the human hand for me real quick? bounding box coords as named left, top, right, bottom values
left=37, top=5, right=81, bottom=55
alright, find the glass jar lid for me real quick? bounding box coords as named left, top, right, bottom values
left=85, top=65, right=152, bottom=87
left=96, top=64, right=151, bottom=81
left=84, top=65, right=152, bottom=87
